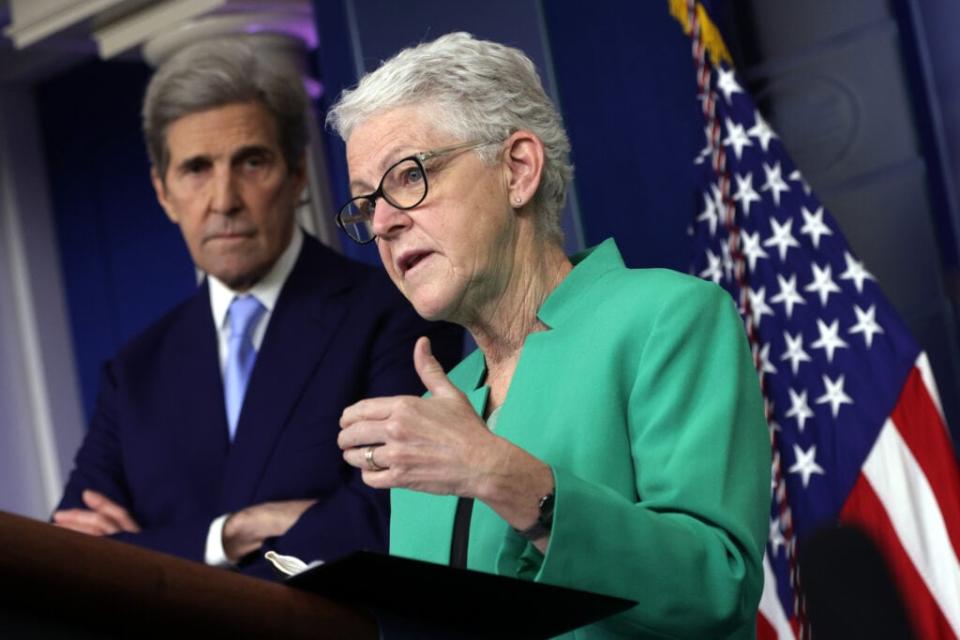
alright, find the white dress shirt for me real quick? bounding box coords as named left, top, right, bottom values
left=203, top=227, right=303, bottom=566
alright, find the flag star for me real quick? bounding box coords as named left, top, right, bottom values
left=800, top=206, right=833, bottom=249
left=761, top=162, right=791, bottom=207
left=816, top=373, right=854, bottom=418
left=781, top=331, right=812, bottom=375
left=768, top=418, right=781, bottom=444
left=811, top=318, right=849, bottom=363
left=716, top=66, right=743, bottom=103
left=839, top=251, right=875, bottom=293
left=710, top=183, right=727, bottom=222
left=741, top=230, right=770, bottom=272
left=756, top=342, right=778, bottom=375
left=699, top=249, right=723, bottom=283
left=720, top=242, right=734, bottom=282
left=748, top=111, right=778, bottom=152
left=764, top=217, right=800, bottom=261
left=769, top=518, right=786, bottom=557
left=789, top=169, right=812, bottom=195
left=694, top=125, right=713, bottom=165
left=771, top=273, right=806, bottom=319
left=785, top=387, right=814, bottom=432
left=723, top=119, right=753, bottom=161
left=805, top=263, right=841, bottom=307
left=789, top=444, right=825, bottom=488
left=733, top=172, right=762, bottom=217
left=768, top=426, right=781, bottom=469
left=849, top=304, right=884, bottom=348
left=697, top=191, right=719, bottom=235
left=748, top=287, right=775, bottom=327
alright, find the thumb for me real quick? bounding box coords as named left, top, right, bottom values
left=413, top=336, right=458, bottom=397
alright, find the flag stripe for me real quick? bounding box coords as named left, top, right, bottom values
left=842, top=471, right=959, bottom=638
left=759, top=554, right=796, bottom=639
left=861, top=418, right=960, bottom=635
left=756, top=615, right=777, bottom=640
left=892, top=364, right=960, bottom=561
left=916, top=352, right=945, bottom=421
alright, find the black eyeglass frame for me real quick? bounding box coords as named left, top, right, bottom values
left=336, top=139, right=495, bottom=244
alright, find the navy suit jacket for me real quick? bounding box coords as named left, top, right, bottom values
left=58, top=234, right=463, bottom=579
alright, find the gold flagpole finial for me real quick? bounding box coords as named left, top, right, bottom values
left=668, top=0, right=734, bottom=67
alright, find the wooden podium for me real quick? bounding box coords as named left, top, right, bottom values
left=0, top=511, right=377, bottom=638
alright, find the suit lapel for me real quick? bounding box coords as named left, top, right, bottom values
left=219, top=238, right=351, bottom=513
left=168, top=285, right=231, bottom=487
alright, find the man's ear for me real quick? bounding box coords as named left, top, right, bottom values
left=502, top=130, right=545, bottom=209
left=151, top=167, right=179, bottom=224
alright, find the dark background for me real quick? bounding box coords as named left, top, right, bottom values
left=35, top=1, right=960, bottom=451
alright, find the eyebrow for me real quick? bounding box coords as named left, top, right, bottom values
left=231, top=144, right=274, bottom=163
left=174, top=144, right=274, bottom=172
left=174, top=154, right=211, bottom=173
left=349, top=177, right=375, bottom=193
left=349, top=145, right=419, bottom=194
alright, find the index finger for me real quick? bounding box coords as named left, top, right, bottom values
left=83, top=490, right=141, bottom=533
left=340, top=395, right=410, bottom=428
left=53, top=509, right=117, bottom=536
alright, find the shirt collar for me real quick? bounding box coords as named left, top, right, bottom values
left=208, top=226, right=304, bottom=331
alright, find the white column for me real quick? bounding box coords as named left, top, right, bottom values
left=0, top=88, right=86, bottom=518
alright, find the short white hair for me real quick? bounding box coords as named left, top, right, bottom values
left=327, top=32, right=573, bottom=242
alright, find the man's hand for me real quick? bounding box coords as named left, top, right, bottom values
left=52, top=490, right=141, bottom=536
left=222, top=499, right=317, bottom=563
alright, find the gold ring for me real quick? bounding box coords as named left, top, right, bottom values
left=365, top=445, right=385, bottom=471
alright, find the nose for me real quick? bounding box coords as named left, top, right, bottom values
left=369, top=198, right=412, bottom=239
left=210, top=166, right=242, bottom=216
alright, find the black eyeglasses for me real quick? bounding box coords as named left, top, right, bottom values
left=336, top=139, right=494, bottom=244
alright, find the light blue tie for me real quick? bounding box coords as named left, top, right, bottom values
left=224, top=295, right=266, bottom=441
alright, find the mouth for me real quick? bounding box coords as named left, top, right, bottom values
left=396, top=249, right=435, bottom=276
left=205, top=230, right=255, bottom=244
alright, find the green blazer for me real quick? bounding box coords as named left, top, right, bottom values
left=391, top=239, right=770, bottom=639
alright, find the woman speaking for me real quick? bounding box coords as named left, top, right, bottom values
left=332, top=32, right=769, bottom=639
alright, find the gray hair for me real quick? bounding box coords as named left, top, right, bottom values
left=143, top=37, right=308, bottom=180
left=327, top=32, right=572, bottom=242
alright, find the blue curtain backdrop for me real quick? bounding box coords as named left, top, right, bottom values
left=539, top=1, right=706, bottom=270
left=40, top=0, right=960, bottom=436
left=37, top=61, right=196, bottom=418
left=34, top=0, right=755, bottom=418
left=314, top=0, right=710, bottom=271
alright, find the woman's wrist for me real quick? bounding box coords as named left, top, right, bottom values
left=474, top=442, right=554, bottom=532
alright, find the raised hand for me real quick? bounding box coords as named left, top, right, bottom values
left=338, top=337, right=553, bottom=536
left=338, top=336, right=495, bottom=496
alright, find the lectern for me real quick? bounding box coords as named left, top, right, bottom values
left=0, top=511, right=376, bottom=638
left=0, top=510, right=634, bottom=638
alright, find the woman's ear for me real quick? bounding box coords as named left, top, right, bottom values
left=502, top=130, right=545, bottom=209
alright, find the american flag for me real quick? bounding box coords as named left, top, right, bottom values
left=672, top=1, right=960, bottom=637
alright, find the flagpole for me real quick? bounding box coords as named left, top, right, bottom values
left=682, top=1, right=808, bottom=636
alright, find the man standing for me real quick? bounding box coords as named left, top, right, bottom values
left=52, top=38, right=462, bottom=579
